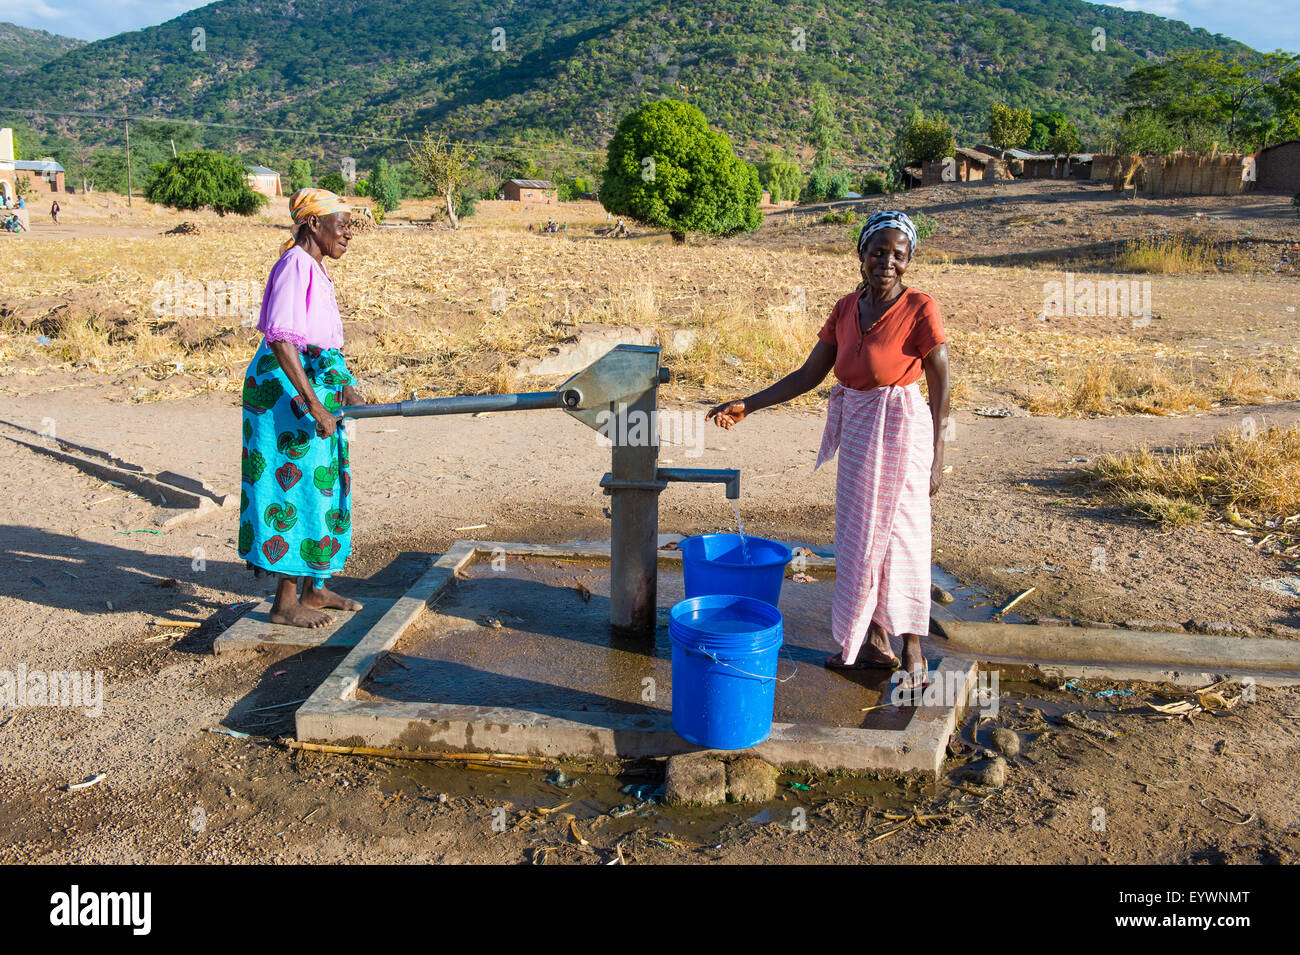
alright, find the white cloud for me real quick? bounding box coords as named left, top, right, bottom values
left=1090, top=0, right=1300, bottom=54
left=0, top=1, right=210, bottom=40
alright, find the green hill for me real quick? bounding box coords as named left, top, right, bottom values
left=0, top=21, right=83, bottom=76
left=0, top=0, right=1249, bottom=174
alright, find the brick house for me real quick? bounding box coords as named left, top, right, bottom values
left=503, top=178, right=556, bottom=201
left=1254, top=140, right=1300, bottom=193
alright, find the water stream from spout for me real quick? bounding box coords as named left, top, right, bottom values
left=729, top=500, right=751, bottom=563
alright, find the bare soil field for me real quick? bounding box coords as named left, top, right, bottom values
left=1, top=178, right=1298, bottom=864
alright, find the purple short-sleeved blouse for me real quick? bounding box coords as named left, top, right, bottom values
left=256, top=245, right=345, bottom=351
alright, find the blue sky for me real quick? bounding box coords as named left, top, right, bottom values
left=0, top=0, right=1296, bottom=54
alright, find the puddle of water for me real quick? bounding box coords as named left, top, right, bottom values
left=370, top=757, right=936, bottom=843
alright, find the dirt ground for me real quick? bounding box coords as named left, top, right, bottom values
left=1, top=180, right=1298, bottom=864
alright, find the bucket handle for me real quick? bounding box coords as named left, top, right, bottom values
left=685, top=644, right=799, bottom=683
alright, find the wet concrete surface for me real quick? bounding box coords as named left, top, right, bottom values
left=359, top=555, right=958, bottom=730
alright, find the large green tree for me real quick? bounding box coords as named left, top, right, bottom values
left=1023, top=111, right=1070, bottom=152
left=600, top=99, right=760, bottom=241
left=145, top=150, right=268, bottom=216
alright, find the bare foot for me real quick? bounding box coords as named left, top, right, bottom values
left=825, top=623, right=901, bottom=669
left=899, top=634, right=928, bottom=688
left=301, top=584, right=363, bottom=612
left=864, top=623, right=899, bottom=665
left=269, top=603, right=334, bottom=629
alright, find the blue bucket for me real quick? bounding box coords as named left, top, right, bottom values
left=669, top=594, right=784, bottom=750
left=679, top=533, right=792, bottom=607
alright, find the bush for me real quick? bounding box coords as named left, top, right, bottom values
left=144, top=150, right=268, bottom=216
left=827, top=169, right=853, bottom=201
left=861, top=172, right=889, bottom=195
left=319, top=171, right=346, bottom=194
left=802, top=165, right=831, bottom=202
left=455, top=191, right=477, bottom=220
left=370, top=158, right=402, bottom=210
left=912, top=212, right=938, bottom=242
left=353, top=178, right=371, bottom=197
left=821, top=208, right=856, bottom=225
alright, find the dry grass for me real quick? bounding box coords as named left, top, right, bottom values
left=0, top=225, right=1296, bottom=417
left=1011, top=346, right=1299, bottom=418
left=1117, top=233, right=1243, bottom=274
left=1078, top=425, right=1300, bottom=541
left=1025, top=360, right=1204, bottom=416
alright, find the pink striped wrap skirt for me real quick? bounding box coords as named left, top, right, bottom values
left=816, top=381, right=933, bottom=664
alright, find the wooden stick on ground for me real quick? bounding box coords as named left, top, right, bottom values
left=997, top=588, right=1035, bottom=615
left=279, top=738, right=551, bottom=766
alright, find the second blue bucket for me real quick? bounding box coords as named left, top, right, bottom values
left=670, top=594, right=784, bottom=750
left=679, top=533, right=792, bottom=607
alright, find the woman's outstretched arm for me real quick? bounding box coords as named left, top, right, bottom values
left=706, top=340, right=837, bottom=429
left=923, top=343, right=950, bottom=496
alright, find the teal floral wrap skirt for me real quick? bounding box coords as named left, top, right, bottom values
left=238, top=340, right=354, bottom=581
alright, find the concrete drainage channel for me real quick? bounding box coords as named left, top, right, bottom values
left=219, top=539, right=975, bottom=775
left=215, top=538, right=1300, bottom=785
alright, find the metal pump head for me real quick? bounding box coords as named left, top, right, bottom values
left=558, top=344, right=665, bottom=433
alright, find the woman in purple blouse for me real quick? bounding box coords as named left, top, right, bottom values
left=239, top=189, right=368, bottom=628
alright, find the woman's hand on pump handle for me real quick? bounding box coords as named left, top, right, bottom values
left=706, top=400, right=747, bottom=429
left=312, top=384, right=369, bottom=439
left=309, top=400, right=337, bottom=439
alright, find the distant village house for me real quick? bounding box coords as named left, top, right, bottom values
left=0, top=127, right=66, bottom=202
left=503, top=179, right=556, bottom=202
left=15, top=159, right=66, bottom=192
left=245, top=165, right=283, bottom=198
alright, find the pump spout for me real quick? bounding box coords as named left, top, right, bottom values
left=657, top=467, right=741, bottom=500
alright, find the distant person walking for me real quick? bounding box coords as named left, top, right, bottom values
left=50, top=200, right=60, bottom=224
left=706, top=211, right=950, bottom=691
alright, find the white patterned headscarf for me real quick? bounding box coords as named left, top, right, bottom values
left=857, top=210, right=918, bottom=258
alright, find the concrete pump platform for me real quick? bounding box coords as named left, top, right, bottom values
left=292, top=540, right=977, bottom=775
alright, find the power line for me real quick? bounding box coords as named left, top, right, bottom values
left=4, top=105, right=606, bottom=157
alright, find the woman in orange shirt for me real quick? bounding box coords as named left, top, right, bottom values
left=707, top=211, right=950, bottom=690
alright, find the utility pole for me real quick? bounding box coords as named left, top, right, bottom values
left=125, top=115, right=132, bottom=207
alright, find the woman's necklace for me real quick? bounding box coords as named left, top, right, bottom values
left=856, top=286, right=905, bottom=354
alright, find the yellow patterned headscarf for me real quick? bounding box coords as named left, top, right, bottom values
left=280, top=188, right=350, bottom=255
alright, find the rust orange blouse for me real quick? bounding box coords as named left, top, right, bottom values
left=816, top=287, right=946, bottom=390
